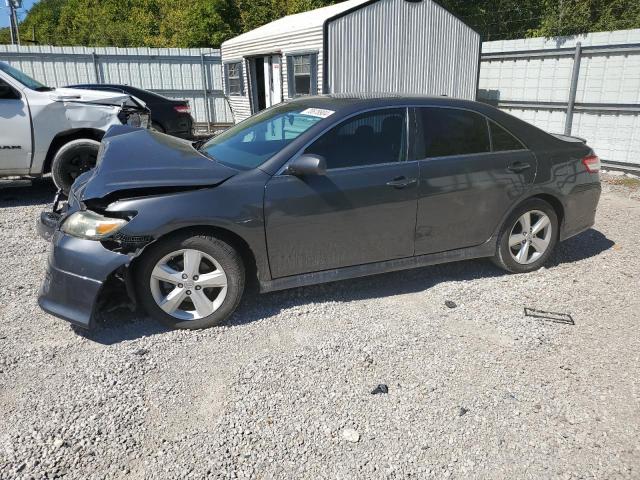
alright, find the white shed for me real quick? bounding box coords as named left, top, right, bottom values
left=221, top=0, right=481, bottom=122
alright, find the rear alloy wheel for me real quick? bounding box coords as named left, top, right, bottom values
left=51, top=139, right=100, bottom=194
left=136, top=234, right=244, bottom=330
left=493, top=199, right=558, bottom=273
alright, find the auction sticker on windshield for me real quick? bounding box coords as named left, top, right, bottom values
left=300, top=108, right=335, bottom=119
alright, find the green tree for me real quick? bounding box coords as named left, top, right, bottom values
left=532, top=0, right=640, bottom=37
left=2, top=0, right=640, bottom=47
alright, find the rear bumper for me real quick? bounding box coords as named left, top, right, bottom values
left=38, top=230, right=130, bottom=328
left=560, top=182, right=602, bottom=241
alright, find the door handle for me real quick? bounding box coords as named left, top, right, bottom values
left=507, top=162, right=532, bottom=173
left=386, top=176, right=417, bottom=189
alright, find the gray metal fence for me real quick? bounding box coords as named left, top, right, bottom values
left=0, top=45, right=234, bottom=129
left=479, top=29, right=640, bottom=169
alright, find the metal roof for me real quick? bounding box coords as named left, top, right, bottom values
left=222, top=0, right=372, bottom=47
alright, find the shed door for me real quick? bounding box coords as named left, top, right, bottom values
left=263, top=55, right=282, bottom=108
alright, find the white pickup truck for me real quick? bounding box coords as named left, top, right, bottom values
left=0, top=62, right=149, bottom=193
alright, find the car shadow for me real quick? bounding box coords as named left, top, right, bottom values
left=0, top=178, right=57, bottom=208
left=80, top=228, right=614, bottom=346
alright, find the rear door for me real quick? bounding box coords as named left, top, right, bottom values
left=412, top=106, right=537, bottom=255
left=264, top=108, right=419, bottom=278
left=0, top=78, right=31, bottom=173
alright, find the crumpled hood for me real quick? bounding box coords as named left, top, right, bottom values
left=49, top=87, right=145, bottom=108
left=79, top=127, right=239, bottom=201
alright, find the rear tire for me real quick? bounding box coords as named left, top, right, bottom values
left=51, top=139, right=100, bottom=194
left=492, top=198, right=559, bottom=273
left=135, top=233, right=245, bottom=330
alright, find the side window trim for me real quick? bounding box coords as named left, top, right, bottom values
left=278, top=106, right=410, bottom=175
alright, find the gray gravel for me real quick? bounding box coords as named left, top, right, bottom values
left=1, top=176, right=639, bottom=479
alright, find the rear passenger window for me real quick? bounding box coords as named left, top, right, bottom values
left=305, top=109, right=407, bottom=169
left=490, top=121, right=525, bottom=151
left=415, top=107, right=490, bottom=158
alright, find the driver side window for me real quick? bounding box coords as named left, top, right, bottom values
left=0, top=79, right=19, bottom=100
left=305, top=108, right=407, bottom=170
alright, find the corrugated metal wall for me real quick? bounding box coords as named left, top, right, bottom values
left=480, top=30, right=640, bottom=167
left=221, top=28, right=325, bottom=122
left=0, top=45, right=234, bottom=125
left=327, top=0, right=480, bottom=99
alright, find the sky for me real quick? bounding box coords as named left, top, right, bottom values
left=0, top=0, right=37, bottom=28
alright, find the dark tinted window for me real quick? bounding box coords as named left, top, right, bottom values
left=305, top=109, right=407, bottom=169
left=490, top=121, right=525, bottom=151
left=415, top=107, right=490, bottom=158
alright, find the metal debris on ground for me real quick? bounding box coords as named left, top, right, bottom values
left=524, top=308, right=575, bottom=325
left=371, top=384, right=389, bottom=395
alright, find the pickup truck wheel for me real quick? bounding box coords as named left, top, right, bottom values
left=135, top=234, right=245, bottom=330
left=51, top=139, right=101, bottom=194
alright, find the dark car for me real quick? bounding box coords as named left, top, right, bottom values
left=67, top=84, right=193, bottom=138
left=37, top=95, right=601, bottom=331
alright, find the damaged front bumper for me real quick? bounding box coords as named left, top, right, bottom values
left=37, top=205, right=131, bottom=328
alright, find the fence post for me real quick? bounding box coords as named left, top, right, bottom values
left=91, top=52, right=101, bottom=83
left=565, top=42, right=582, bottom=135
left=200, top=53, right=212, bottom=134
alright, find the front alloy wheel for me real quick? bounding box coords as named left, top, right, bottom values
left=136, top=234, right=245, bottom=330
left=150, top=249, right=228, bottom=321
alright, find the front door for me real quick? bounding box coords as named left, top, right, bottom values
left=265, top=108, right=419, bottom=278
left=0, top=79, right=31, bottom=173
left=412, top=107, right=537, bottom=255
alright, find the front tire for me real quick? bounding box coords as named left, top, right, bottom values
left=51, top=139, right=100, bottom=194
left=492, top=198, right=558, bottom=273
left=135, top=233, right=245, bottom=330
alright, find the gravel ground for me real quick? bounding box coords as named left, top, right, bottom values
left=0, top=175, right=638, bottom=479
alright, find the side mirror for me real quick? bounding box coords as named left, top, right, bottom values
left=0, top=84, right=18, bottom=100
left=286, top=154, right=327, bottom=177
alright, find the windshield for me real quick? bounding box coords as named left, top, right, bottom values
left=199, top=103, right=332, bottom=169
left=0, top=63, right=50, bottom=91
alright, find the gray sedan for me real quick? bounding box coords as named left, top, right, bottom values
left=37, top=95, right=601, bottom=330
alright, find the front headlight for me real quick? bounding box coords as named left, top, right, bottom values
left=61, top=210, right=128, bottom=240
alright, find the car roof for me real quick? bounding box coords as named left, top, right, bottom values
left=285, top=93, right=491, bottom=113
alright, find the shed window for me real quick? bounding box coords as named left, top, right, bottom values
left=225, top=62, right=244, bottom=96
left=287, top=53, right=318, bottom=97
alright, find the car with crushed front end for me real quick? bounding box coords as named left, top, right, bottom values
left=37, top=94, right=602, bottom=330
left=0, top=62, right=150, bottom=194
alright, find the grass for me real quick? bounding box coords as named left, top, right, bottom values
left=605, top=176, right=640, bottom=189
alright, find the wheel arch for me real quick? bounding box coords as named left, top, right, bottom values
left=132, top=225, right=260, bottom=284
left=43, top=128, right=105, bottom=174
left=530, top=193, right=565, bottom=231
left=492, top=192, right=566, bottom=242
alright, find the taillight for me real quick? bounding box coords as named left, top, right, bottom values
left=582, top=154, right=601, bottom=173
left=174, top=104, right=191, bottom=114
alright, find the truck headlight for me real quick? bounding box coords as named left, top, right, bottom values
left=61, top=210, right=128, bottom=240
